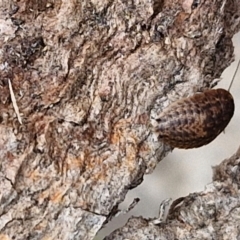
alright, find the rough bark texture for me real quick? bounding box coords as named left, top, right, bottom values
left=0, top=0, right=239, bottom=239
left=105, top=145, right=240, bottom=239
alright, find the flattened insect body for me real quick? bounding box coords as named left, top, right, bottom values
left=155, top=89, right=234, bottom=149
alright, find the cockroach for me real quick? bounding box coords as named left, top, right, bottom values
left=154, top=61, right=239, bottom=149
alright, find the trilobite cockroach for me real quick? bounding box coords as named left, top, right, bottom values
left=155, top=88, right=234, bottom=149
left=154, top=60, right=239, bottom=149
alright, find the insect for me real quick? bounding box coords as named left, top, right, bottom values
left=154, top=61, right=239, bottom=149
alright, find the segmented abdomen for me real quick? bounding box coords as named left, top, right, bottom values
left=156, top=89, right=234, bottom=149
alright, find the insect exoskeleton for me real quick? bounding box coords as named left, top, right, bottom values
left=154, top=88, right=234, bottom=149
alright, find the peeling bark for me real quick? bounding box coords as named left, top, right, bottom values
left=0, top=0, right=240, bottom=239
left=105, top=146, right=240, bottom=239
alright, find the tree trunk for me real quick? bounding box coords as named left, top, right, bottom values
left=105, top=145, right=240, bottom=239
left=0, top=0, right=239, bottom=239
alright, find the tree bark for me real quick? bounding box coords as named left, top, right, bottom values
left=0, top=0, right=239, bottom=239
left=105, top=145, right=240, bottom=239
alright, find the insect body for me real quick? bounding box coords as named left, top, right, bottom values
left=155, top=88, right=234, bottom=149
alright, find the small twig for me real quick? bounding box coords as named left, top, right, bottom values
left=228, top=59, right=240, bottom=91
left=115, top=198, right=140, bottom=217
left=8, top=79, right=22, bottom=124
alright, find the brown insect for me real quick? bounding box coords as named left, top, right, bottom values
left=155, top=61, right=239, bottom=149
